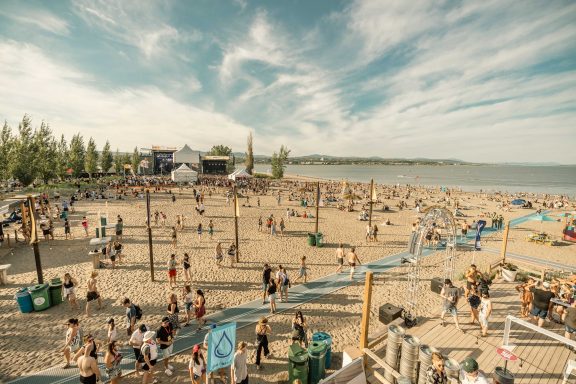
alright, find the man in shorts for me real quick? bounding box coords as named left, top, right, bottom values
left=530, top=281, right=555, bottom=327
left=440, top=279, right=462, bottom=331
left=115, top=215, right=124, bottom=241
left=157, top=317, right=175, bottom=376
left=464, top=264, right=480, bottom=297
left=262, top=264, right=272, bottom=304
left=130, top=324, right=148, bottom=375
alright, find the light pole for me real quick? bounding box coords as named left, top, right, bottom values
left=146, top=189, right=155, bottom=281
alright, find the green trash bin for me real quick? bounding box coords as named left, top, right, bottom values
left=100, top=216, right=107, bottom=226
left=101, top=226, right=106, bottom=238
left=288, top=342, right=309, bottom=384
left=315, top=233, right=324, bottom=248
left=308, top=341, right=327, bottom=384
left=95, top=227, right=100, bottom=238
left=28, top=284, right=51, bottom=311
left=49, top=278, right=63, bottom=306
left=307, top=233, right=316, bottom=246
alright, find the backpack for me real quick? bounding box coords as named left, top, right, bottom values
left=134, top=304, right=143, bottom=320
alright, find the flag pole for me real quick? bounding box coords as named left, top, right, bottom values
left=234, top=185, right=240, bottom=263
left=314, top=182, right=320, bottom=233
left=368, top=179, right=374, bottom=228
left=146, top=189, right=155, bottom=281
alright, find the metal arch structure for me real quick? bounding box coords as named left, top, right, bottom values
left=405, top=206, right=457, bottom=319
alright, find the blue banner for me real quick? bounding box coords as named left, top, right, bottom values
left=207, top=323, right=236, bottom=372
left=475, top=220, right=486, bottom=250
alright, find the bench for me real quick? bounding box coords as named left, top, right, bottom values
left=0, top=264, right=11, bottom=285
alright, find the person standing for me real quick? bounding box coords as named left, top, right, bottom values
left=335, top=243, right=345, bottom=273
left=516, top=278, right=536, bottom=317
left=227, top=243, right=237, bottom=267
left=425, top=352, right=448, bottom=384
left=182, top=253, right=191, bottom=284
left=467, top=286, right=481, bottom=325
left=62, top=273, right=79, bottom=310
left=85, top=271, right=102, bottom=317
left=167, top=254, right=177, bottom=289
left=254, top=317, right=272, bottom=370
left=62, top=318, right=82, bottom=369
left=464, top=264, right=480, bottom=297
left=77, top=345, right=102, bottom=384
left=157, top=317, right=175, bottom=376
left=231, top=341, right=249, bottom=384
left=129, top=324, right=148, bottom=375
left=478, top=292, right=493, bottom=337
left=372, top=224, right=379, bottom=242
left=440, top=279, right=461, bottom=331
left=115, top=215, right=124, bottom=241
left=262, top=264, right=272, bottom=304
left=292, top=311, right=308, bottom=348
left=64, top=218, right=73, bottom=239
left=141, top=331, right=158, bottom=384
left=459, top=357, right=489, bottom=384
left=122, top=298, right=138, bottom=336
left=189, top=344, right=206, bottom=384
left=166, top=293, right=180, bottom=330
left=104, top=340, right=122, bottom=384
left=208, top=220, right=214, bottom=239
left=258, top=216, right=263, bottom=232
left=530, top=281, right=555, bottom=327
left=194, top=289, right=206, bottom=330
left=183, top=285, right=194, bottom=327
left=564, top=300, right=576, bottom=348
left=267, top=277, right=277, bottom=314
left=81, top=216, right=89, bottom=237
left=215, top=242, right=224, bottom=267
left=347, top=247, right=362, bottom=281
left=170, top=227, right=177, bottom=248
left=279, top=218, right=286, bottom=237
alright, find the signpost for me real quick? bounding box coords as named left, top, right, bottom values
left=368, top=179, right=375, bottom=228
left=496, top=346, right=518, bottom=377
left=145, top=189, right=155, bottom=281
left=207, top=322, right=237, bottom=373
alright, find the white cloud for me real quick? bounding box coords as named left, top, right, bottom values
left=0, top=7, right=70, bottom=35
left=0, top=41, right=249, bottom=152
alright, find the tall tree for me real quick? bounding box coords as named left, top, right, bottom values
left=209, top=145, right=235, bottom=173
left=84, top=137, right=99, bottom=180
left=0, top=121, right=13, bottom=181
left=100, top=140, right=113, bottom=175
left=69, top=133, right=85, bottom=178
left=245, top=131, right=254, bottom=175
left=34, top=122, right=57, bottom=183
left=113, top=149, right=122, bottom=175
left=11, top=115, right=37, bottom=185
left=55, top=135, right=69, bottom=180
left=131, top=147, right=140, bottom=175
left=271, top=145, right=290, bottom=179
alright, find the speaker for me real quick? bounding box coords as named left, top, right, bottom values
left=379, top=303, right=403, bottom=324
left=431, top=277, right=444, bottom=294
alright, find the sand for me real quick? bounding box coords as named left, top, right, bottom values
left=0, top=179, right=574, bottom=383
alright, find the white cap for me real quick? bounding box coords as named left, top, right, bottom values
left=143, top=331, right=156, bottom=341
left=542, top=281, right=550, bottom=288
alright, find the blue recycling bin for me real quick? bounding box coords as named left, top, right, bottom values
left=15, top=287, right=34, bottom=313
left=312, top=332, right=332, bottom=369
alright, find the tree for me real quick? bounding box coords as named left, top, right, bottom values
left=0, top=121, right=13, bottom=181
left=55, top=135, right=69, bottom=180
left=69, top=134, right=85, bottom=178
left=113, top=149, right=123, bottom=175
left=11, top=115, right=37, bottom=185
left=131, top=147, right=140, bottom=175
left=84, top=137, right=99, bottom=180
left=245, top=131, right=254, bottom=175
left=271, top=145, right=290, bottom=179
left=100, top=140, right=113, bottom=175
left=209, top=145, right=235, bottom=173
left=33, top=122, right=57, bottom=183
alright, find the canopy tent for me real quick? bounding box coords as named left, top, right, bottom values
left=173, top=144, right=200, bottom=165
left=228, top=168, right=253, bottom=181
left=171, top=163, right=198, bottom=183
left=511, top=199, right=526, bottom=206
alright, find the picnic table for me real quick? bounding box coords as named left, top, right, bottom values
left=527, top=232, right=557, bottom=246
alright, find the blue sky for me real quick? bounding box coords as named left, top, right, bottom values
left=0, top=0, right=575, bottom=163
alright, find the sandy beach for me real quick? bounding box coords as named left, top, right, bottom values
left=0, top=179, right=574, bottom=383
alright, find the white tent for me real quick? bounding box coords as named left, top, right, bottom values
left=173, top=144, right=200, bottom=165
left=171, top=163, right=198, bottom=183
left=227, top=168, right=253, bottom=181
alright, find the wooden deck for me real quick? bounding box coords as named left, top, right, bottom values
left=375, top=280, right=574, bottom=383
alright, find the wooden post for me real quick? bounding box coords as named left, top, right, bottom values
left=233, top=186, right=240, bottom=263
left=368, top=179, right=374, bottom=228
left=145, top=190, right=155, bottom=281
left=501, top=223, right=510, bottom=265
left=359, top=272, right=373, bottom=352
left=27, top=195, right=43, bottom=284
left=314, top=182, right=320, bottom=233
left=6, top=234, right=10, bottom=247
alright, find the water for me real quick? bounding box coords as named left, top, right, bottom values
left=253, top=164, right=576, bottom=196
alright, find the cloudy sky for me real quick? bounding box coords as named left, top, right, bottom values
left=1, top=0, right=575, bottom=163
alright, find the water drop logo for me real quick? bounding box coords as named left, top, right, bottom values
left=214, top=331, right=233, bottom=358
left=207, top=322, right=237, bottom=372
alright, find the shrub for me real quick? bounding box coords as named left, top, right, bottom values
left=502, top=263, right=518, bottom=272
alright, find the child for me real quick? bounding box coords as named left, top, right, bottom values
left=81, top=216, right=88, bottom=237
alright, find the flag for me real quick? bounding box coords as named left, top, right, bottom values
left=475, top=220, right=486, bottom=250
left=370, top=180, right=377, bottom=201
left=207, top=323, right=237, bottom=372
left=234, top=193, right=240, bottom=217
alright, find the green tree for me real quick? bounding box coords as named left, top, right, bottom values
left=84, top=137, right=99, bottom=180
left=11, top=115, right=37, bottom=185
left=0, top=121, right=14, bottom=181
left=69, top=134, right=85, bottom=177
left=209, top=145, right=235, bottom=173
left=113, top=149, right=123, bottom=175
left=33, top=122, right=57, bottom=183
left=271, top=145, right=290, bottom=179
left=131, top=147, right=140, bottom=175
left=55, top=135, right=69, bottom=180
left=100, top=140, right=113, bottom=174
left=245, top=131, right=254, bottom=175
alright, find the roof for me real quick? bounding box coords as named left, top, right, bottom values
left=172, top=163, right=197, bottom=173
left=202, top=155, right=229, bottom=161
left=173, top=144, right=200, bottom=163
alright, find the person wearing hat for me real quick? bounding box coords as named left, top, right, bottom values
left=129, top=324, right=149, bottom=375
left=189, top=344, right=206, bottom=384
left=141, top=330, right=158, bottom=384
left=157, top=317, right=175, bottom=376
left=231, top=341, right=249, bottom=384
left=530, top=281, right=555, bottom=327
left=254, top=317, right=272, bottom=370
left=459, top=357, right=489, bottom=384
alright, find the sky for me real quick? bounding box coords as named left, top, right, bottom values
left=0, top=0, right=575, bottom=164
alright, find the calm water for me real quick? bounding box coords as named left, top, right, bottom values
left=253, top=164, right=576, bottom=196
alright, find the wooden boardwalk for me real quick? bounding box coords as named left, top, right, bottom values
left=378, top=281, right=574, bottom=383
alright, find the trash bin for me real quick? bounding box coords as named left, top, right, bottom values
left=308, top=341, right=327, bottom=384
left=300, top=200, right=305, bottom=207
left=95, top=227, right=100, bottom=238
left=493, top=367, right=514, bottom=384
left=288, top=342, right=309, bottom=384
left=89, top=251, right=100, bottom=269
left=307, top=233, right=316, bottom=246
left=28, top=284, right=51, bottom=311
left=101, top=226, right=106, bottom=238
left=312, top=332, right=332, bottom=368
left=315, top=233, right=324, bottom=248
left=15, top=287, right=34, bottom=313
left=100, top=216, right=107, bottom=226
left=49, top=278, right=63, bottom=306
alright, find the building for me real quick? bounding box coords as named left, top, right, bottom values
left=201, top=155, right=229, bottom=174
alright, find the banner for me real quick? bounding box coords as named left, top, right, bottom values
left=475, top=220, right=486, bottom=250
left=207, top=322, right=236, bottom=372
left=370, top=181, right=377, bottom=201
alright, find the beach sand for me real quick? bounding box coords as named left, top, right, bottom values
left=0, top=180, right=574, bottom=383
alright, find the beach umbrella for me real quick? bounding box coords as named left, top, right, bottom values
left=511, top=199, right=526, bottom=206
left=527, top=214, right=557, bottom=233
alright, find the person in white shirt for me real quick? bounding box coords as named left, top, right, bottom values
left=129, top=324, right=148, bottom=375
left=459, top=357, right=490, bottom=384
left=231, top=341, right=248, bottom=384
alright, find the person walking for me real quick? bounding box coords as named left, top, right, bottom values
left=167, top=254, right=177, bottom=289
left=279, top=218, right=285, bottom=237
left=182, top=253, right=191, bottom=284
left=129, top=324, right=148, bottom=376
left=107, top=318, right=118, bottom=344
left=254, top=317, right=271, bottom=370
left=231, top=341, right=249, bottom=384
left=85, top=271, right=102, bottom=317
left=166, top=293, right=180, bottom=330
left=115, top=215, right=124, bottom=241
left=64, top=218, right=73, bottom=239
left=182, top=285, right=194, bottom=327
left=157, top=317, right=175, bottom=376
left=189, top=344, right=206, bottom=384
left=292, top=311, right=308, bottom=348
left=262, top=264, right=272, bottom=304
left=215, top=242, right=224, bottom=267
left=77, top=344, right=102, bottom=384
left=530, top=281, right=555, bottom=327
left=197, top=222, right=203, bottom=241
left=81, top=216, right=89, bottom=237
left=170, top=227, right=177, bottom=248
left=440, top=279, right=462, bottom=331
left=104, top=340, right=122, bottom=384
left=194, top=289, right=206, bottom=330
left=293, top=256, right=309, bottom=284
left=335, top=243, right=345, bottom=273
left=258, top=216, right=263, bottom=232
left=208, top=220, right=214, bottom=239
left=347, top=247, right=362, bottom=280
left=478, top=292, right=493, bottom=337
left=564, top=300, right=576, bottom=348
left=467, top=286, right=481, bottom=326
left=62, top=318, right=82, bottom=369
left=516, top=278, right=536, bottom=317
left=140, top=331, right=158, bottom=384
left=62, top=273, right=79, bottom=310
left=425, top=352, right=448, bottom=384
left=267, top=277, right=277, bottom=314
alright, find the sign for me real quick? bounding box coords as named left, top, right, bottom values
left=207, top=323, right=236, bottom=372
left=475, top=220, right=486, bottom=250
left=496, top=347, right=518, bottom=361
